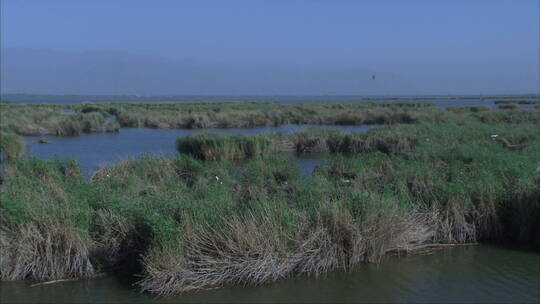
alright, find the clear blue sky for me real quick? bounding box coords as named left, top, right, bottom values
left=1, top=0, right=538, bottom=95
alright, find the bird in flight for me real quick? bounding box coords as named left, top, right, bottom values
left=372, top=74, right=376, bottom=80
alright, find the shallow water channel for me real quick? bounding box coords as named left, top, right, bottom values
left=23, top=124, right=371, bottom=175
left=1, top=245, right=538, bottom=303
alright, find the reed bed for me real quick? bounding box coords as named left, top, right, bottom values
left=1, top=101, right=445, bottom=136
left=0, top=103, right=110, bottom=136
left=0, top=112, right=538, bottom=295
left=494, top=99, right=540, bottom=105
left=2, top=101, right=537, bottom=137
left=175, top=127, right=426, bottom=159
left=447, top=106, right=492, bottom=112
left=177, top=134, right=271, bottom=160
left=498, top=104, right=519, bottom=110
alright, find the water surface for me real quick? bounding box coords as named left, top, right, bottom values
left=24, top=124, right=370, bottom=175
left=1, top=245, right=538, bottom=303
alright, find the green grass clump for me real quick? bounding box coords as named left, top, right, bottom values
left=495, top=99, right=540, bottom=105
left=498, top=104, right=518, bottom=110
left=177, top=134, right=271, bottom=160
left=0, top=130, right=26, bottom=160
left=447, top=106, right=492, bottom=112
left=0, top=159, right=94, bottom=280
left=476, top=110, right=539, bottom=124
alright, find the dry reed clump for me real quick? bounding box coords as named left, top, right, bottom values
left=291, top=131, right=328, bottom=153
left=476, top=110, right=540, bottom=124
left=494, top=99, right=540, bottom=105
left=0, top=159, right=96, bottom=282
left=361, top=208, right=434, bottom=261
left=138, top=204, right=434, bottom=295
left=469, top=191, right=502, bottom=242
left=447, top=106, right=492, bottom=112
left=0, top=218, right=94, bottom=281
left=139, top=214, right=292, bottom=295
left=326, top=134, right=418, bottom=155
left=290, top=129, right=418, bottom=155
left=14, top=124, right=52, bottom=136
left=91, top=156, right=178, bottom=182
left=494, top=136, right=527, bottom=151
left=497, top=181, right=540, bottom=245
left=428, top=204, right=477, bottom=244
left=90, top=209, right=136, bottom=269
left=498, top=104, right=518, bottom=110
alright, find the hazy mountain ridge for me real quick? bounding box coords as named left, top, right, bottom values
left=1, top=47, right=412, bottom=95
left=2, top=47, right=538, bottom=95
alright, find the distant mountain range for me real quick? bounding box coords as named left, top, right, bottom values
left=2, top=48, right=538, bottom=96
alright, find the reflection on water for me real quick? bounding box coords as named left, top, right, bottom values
left=24, top=125, right=370, bottom=175
left=1, top=245, right=538, bottom=303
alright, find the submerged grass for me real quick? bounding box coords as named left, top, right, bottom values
left=0, top=110, right=539, bottom=295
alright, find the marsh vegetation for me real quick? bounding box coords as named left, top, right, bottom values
left=1, top=107, right=538, bottom=295
left=494, top=99, right=540, bottom=105
left=1, top=101, right=441, bottom=136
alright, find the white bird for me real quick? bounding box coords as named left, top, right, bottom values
left=490, top=134, right=498, bottom=138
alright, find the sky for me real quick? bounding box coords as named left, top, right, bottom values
left=1, top=0, right=539, bottom=95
